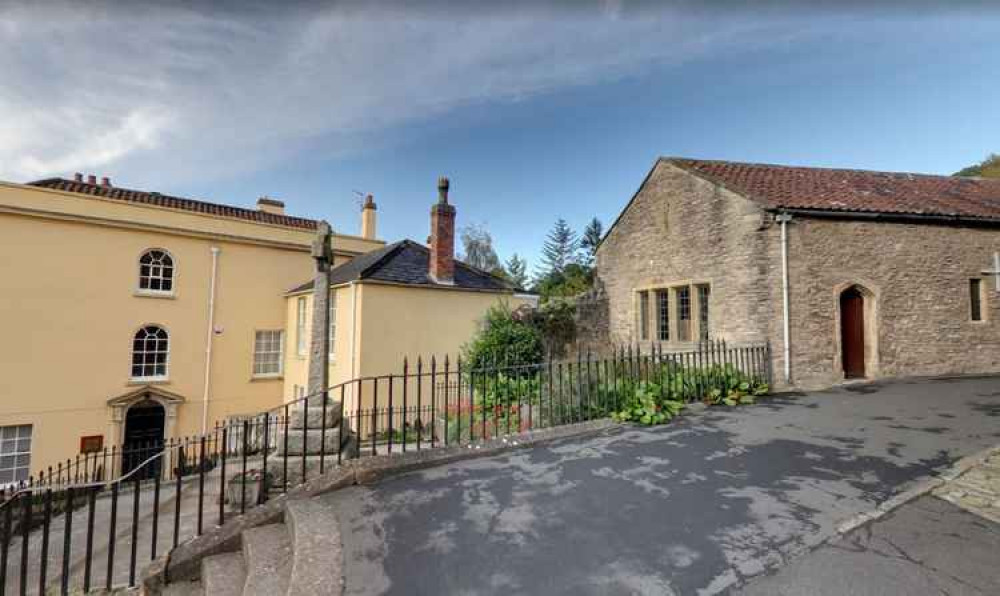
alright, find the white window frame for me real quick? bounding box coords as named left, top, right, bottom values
left=252, top=330, right=284, bottom=378
left=130, top=325, right=170, bottom=381
left=296, top=297, right=308, bottom=357
left=137, top=249, right=176, bottom=296
left=0, top=425, right=33, bottom=486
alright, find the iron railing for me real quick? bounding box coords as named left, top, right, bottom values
left=0, top=341, right=769, bottom=595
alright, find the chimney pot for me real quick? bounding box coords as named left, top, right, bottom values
left=256, top=196, right=285, bottom=215
left=87, top=175, right=97, bottom=185
left=429, top=176, right=456, bottom=284
left=73, top=173, right=83, bottom=182
left=437, top=177, right=450, bottom=203
left=100, top=176, right=111, bottom=187
left=361, top=194, right=377, bottom=239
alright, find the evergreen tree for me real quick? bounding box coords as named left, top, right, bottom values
left=579, top=217, right=603, bottom=266
left=538, top=218, right=579, bottom=277
left=504, top=253, right=528, bottom=290
left=459, top=223, right=501, bottom=273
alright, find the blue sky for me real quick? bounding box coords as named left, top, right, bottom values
left=2, top=3, right=998, bottom=270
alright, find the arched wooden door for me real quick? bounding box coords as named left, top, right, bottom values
left=840, top=287, right=866, bottom=378
left=122, top=399, right=165, bottom=479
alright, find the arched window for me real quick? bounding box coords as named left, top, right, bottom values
left=131, top=326, right=169, bottom=379
left=138, top=249, right=174, bottom=293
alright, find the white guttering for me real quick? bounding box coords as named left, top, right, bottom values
left=777, top=212, right=793, bottom=384
left=201, top=246, right=221, bottom=434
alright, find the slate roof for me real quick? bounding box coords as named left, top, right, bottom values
left=288, top=240, right=515, bottom=294
left=27, top=178, right=318, bottom=230
left=667, top=158, right=1000, bottom=221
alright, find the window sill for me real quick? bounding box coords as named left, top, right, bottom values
left=250, top=374, right=283, bottom=382
left=134, top=290, right=176, bottom=300
left=128, top=377, right=170, bottom=385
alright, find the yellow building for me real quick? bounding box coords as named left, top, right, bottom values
left=282, top=178, right=537, bottom=414
left=0, top=174, right=382, bottom=482
left=0, top=173, right=535, bottom=483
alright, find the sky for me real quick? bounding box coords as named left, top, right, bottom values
left=2, top=1, right=999, bottom=271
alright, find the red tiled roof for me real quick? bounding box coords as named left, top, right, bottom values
left=27, top=178, right=318, bottom=230
left=668, top=158, right=1000, bottom=221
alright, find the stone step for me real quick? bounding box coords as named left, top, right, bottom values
left=163, top=578, right=204, bottom=596
left=289, top=403, right=342, bottom=431
left=285, top=499, right=344, bottom=596
left=241, top=523, right=293, bottom=596
left=201, top=552, right=246, bottom=596
left=267, top=434, right=357, bottom=487
left=275, top=427, right=350, bottom=456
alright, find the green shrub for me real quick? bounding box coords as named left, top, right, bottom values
left=463, top=303, right=544, bottom=370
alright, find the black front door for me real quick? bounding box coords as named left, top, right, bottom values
left=122, top=399, right=165, bottom=479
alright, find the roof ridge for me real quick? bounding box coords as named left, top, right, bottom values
left=358, top=240, right=409, bottom=277
left=396, top=239, right=514, bottom=288
left=27, top=177, right=320, bottom=229
left=662, top=156, right=1000, bottom=183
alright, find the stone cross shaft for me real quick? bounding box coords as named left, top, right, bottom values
left=308, top=221, right=333, bottom=398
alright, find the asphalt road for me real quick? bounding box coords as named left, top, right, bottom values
left=736, top=495, right=1000, bottom=595
left=322, top=376, right=1000, bottom=595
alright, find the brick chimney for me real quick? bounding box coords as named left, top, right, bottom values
left=256, top=196, right=285, bottom=215
left=361, top=194, right=377, bottom=239
left=100, top=176, right=111, bottom=187
left=87, top=174, right=97, bottom=185
left=73, top=173, right=83, bottom=182
left=428, top=177, right=456, bottom=284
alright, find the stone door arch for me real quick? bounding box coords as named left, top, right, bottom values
left=108, top=386, right=184, bottom=478
left=835, top=283, right=879, bottom=380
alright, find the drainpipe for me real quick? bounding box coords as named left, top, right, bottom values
left=777, top=212, right=792, bottom=385
left=350, top=281, right=359, bottom=380
left=201, top=247, right=221, bottom=435
left=346, top=281, right=359, bottom=412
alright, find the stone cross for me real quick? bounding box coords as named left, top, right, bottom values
left=983, top=251, right=1000, bottom=292
left=308, top=221, right=333, bottom=397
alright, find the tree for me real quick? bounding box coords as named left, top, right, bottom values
left=504, top=253, right=528, bottom=290
left=538, top=218, right=579, bottom=278
left=579, top=217, right=603, bottom=266
left=954, top=154, right=1000, bottom=178
left=458, top=223, right=501, bottom=273
left=535, top=263, right=593, bottom=302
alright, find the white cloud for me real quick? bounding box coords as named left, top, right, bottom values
left=0, top=2, right=828, bottom=185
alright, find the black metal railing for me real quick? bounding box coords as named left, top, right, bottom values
left=0, top=340, right=769, bottom=595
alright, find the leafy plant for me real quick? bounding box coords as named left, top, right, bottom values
left=612, top=381, right=684, bottom=426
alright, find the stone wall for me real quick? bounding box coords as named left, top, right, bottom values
left=777, top=216, right=1000, bottom=389
left=594, top=161, right=776, bottom=356
left=572, top=283, right=611, bottom=356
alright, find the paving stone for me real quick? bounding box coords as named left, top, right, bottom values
left=932, top=446, right=1000, bottom=523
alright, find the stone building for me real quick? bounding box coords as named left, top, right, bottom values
left=594, top=158, right=1000, bottom=390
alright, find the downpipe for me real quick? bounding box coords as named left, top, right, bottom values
left=777, top=212, right=792, bottom=385
left=201, top=247, right=221, bottom=435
